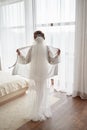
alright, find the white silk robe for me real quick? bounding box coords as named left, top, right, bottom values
left=14, top=44, right=60, bottom=78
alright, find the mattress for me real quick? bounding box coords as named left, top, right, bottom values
left=0, top=71, right=29, bottom=98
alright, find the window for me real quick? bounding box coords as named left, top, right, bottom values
left=35, top=0, right=75, bottom=93
left=0, top=0, right=26, bottom=70
left=0, top=0, right=25, bottom=39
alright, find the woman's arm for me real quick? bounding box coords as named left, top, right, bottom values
left=47, top=46, right=61, bottom=64
left=16, top=47, right=32, bottom=64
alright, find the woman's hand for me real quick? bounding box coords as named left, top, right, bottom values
left=57, top=49, right=61, bottom=55
left=16, top=49, right=20, bottom=55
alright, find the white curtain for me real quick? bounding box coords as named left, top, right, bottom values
left=35, top=0, right=75, bottom=95
left=0, top=0, right=34, bottom=72
left=0, top=0, right=76, bottom=95
left=0, top=57, right=1, bottom=70
left=73, top=0, right=87, bottom=99
left=0, top=44, right=1, bottom=70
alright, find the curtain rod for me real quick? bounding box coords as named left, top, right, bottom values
left=36, top=22, right=75, bottom=27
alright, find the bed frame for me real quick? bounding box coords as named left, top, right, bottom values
left=0, top=87, right=28, bottom=106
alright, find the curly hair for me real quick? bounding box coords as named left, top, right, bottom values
left=34, top=30, right=45, bottom=40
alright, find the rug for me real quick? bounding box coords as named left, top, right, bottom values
left=0, top=91, right=59, bottom=130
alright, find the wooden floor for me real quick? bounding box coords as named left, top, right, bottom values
left=17, top=92, right=87, bottom=130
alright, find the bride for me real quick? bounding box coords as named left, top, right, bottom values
left=16, top=30, right=61, bottom=121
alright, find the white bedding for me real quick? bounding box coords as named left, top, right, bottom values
left=0, top=71, right=29, bottom=97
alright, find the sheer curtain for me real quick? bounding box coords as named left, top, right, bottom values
left=35, top=0, right=76, bottom=95
left=0, top=0, right=34, bottom=72
left=73, top=0, right=87, bottom=99
left=0, top=44, right=1, bottom=70
left=0, top=0, right=76, bottom=95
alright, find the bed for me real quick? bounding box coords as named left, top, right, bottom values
left=0, top=71, right=29, bottom=105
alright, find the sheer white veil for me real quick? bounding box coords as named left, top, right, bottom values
left=29, top=37, right=48, bottom=80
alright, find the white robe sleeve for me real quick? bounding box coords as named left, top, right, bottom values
left=47, top=46, right=61, bottom=64
left=47, top=46, right=61, bottom=77
left=17, top=46, right=32, bottom=64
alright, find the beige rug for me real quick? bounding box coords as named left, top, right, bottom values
left=0, top=91, right=59, bottom=130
